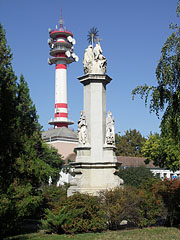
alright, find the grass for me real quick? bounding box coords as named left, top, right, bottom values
left=5, top=227, right=180, bottom=240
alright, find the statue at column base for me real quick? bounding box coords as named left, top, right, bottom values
left=105, top=111, right=115, bottom=145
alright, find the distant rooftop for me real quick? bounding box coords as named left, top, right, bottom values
left=117, top=156, right=159, bottom=169
left=64, top=154, right=159, bottom=169
left=42, top=127, right=78, bottom=143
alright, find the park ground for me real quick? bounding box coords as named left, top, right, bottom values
left=5, top=227, right=180, bottom=240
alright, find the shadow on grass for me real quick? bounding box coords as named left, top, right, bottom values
left=6, top=237, right=30, bottom=240
left=5, top=219, right=42, bottom=240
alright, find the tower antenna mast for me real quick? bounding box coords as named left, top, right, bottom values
left=59, top=8, right=64, bottom=30
left=48, top=11, right=78, bottom=128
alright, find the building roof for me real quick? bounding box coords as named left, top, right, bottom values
left=42, top=127, right=78, bottom=143
left=63, top=154, right=158, bottom=169
left=117, top=156, right=158, bottom=169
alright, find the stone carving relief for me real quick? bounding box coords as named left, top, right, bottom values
left=78, top=111, right=88, bottom=144
left=83, top=41, right=107, bottom=74
left=105, top=111, right=115, bottom=145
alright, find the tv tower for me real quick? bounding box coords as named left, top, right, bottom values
left=48, top=11, right=78, bottom=128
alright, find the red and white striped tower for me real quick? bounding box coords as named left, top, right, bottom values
left=48, top=12, right=78, bottom=128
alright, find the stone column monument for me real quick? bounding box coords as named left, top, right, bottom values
left=67, top=34, right=123, bottom=196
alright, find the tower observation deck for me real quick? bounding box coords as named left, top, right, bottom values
left=48, top=13, right=78, bottom=128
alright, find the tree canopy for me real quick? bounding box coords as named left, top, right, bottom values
left=115, top=129, right=146, bottom=157
left=132, top=1, right=180, bottom=170
left=0, top=23, right=63, bottom=237
left=142, top=133, right=180, bottom=171
left=117, top=166, right=158, bottom=188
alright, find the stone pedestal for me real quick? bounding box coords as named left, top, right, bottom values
left=67, top=74, right=123, bottom=196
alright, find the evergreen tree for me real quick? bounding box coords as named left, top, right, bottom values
left=0, top=23, right=63, bottom=237
left=117, top=166, right=158, bottom=188
left=0, top=23, right=18, bottom=192
left=17, top=75, right=40, bottom=137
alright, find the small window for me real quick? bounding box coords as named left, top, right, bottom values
left=164, top=173, right=167, bottom=178
left=156, top=173, right=160, bottom=178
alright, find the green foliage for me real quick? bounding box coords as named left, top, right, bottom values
left=0, top=182, right=43, bottom=236
left=142, top=133, right=180, bottom=171
left=41, top=144, right=64, bottom=183
left=0, top=23, right=64, bottom=237
left=17, top=75, right=40, bottom=136
left=0, top=23, right=18, bottom=192
left=40, top=181, right=180, bottom=234
left=100, top=185, right=165, bottom=229
left=100, top=187, right=140, bottom=230
left=155, top=179, right=180, bottom=227
left=117, top=166, right=157, bottom=188
left=42, top=186, right=165, bottom=234
left=115, top=129, right=146, bottom=157
left=132, top=2, right=180, bottom=169
left=40, top=185, right=67, bottom=212
left=137, top=178, right=167, bottom=228
left=42, top=193, right=106, bottom=234
left=132, top=26, right=180, bottom=141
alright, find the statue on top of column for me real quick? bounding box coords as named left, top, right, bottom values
left=83, top=27, right=107, bottom=74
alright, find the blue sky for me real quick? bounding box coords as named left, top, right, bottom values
left=0, top=0, right=178, bottom=137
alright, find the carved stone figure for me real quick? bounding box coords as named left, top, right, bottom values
left=93, top=42, right=102, bottom=60
left=105, top=111, right=115, bottom=144
left=78, top=111, right=87, bottom=144
left=83, top=45, right=93, bottom=74
left=83, top=41, right=107, bottom=74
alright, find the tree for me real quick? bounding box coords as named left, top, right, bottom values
left=17, top=75, right=40, bottom=137
left=142, top=133, right=180, bottom=171
left=132, top=5, right=180, bottom=140
left=0, top=23, right=19, bottom=192
left=115, top=129, right=146, bottom=156
left=132, top=1, right=180, bottom=170
left=117, top=166, right=157, bottom=188
left=0, top=23, right=63, bottom=237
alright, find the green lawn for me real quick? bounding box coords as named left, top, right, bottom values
left=5, top=227, right=180, bottom=240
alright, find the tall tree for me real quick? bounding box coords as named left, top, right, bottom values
left=115, top=129, right=146, bottom=157
left=0, top=23, right=63, bottom=237
left=132, top=1, right=180, bottom=140
left=17, top=75, right=40, bottom=136
left=132, top=1, right=180, bottom=170
left=0, top=23, right=19, bottom=191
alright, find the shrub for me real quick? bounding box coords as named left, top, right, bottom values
left=117, top=166, right=158, bottom=188
left=42, top=192, right=106, bottom=234
left=155, top=179, right=180, bottom=226
left=100, top=185, right=166, bottom=229
left=40, top=185, right=67, bottom=213
left=136, top=189, right=166, bottom=228
left=41, top=181, right=171, bottom=233
left=100, top=187, right=140, bottom=230
left=0, top=183, right=43, bottom=237
left=135, top=178, right=167, bottom=228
